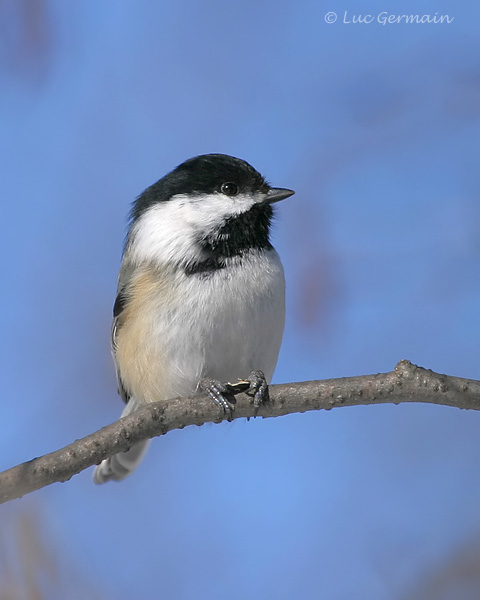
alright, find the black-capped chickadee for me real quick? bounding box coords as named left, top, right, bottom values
left=93, top=154, right=294, bottom=484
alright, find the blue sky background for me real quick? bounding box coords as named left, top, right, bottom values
left=1, top=1, right=480, bottom=598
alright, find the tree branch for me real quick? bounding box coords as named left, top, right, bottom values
left=1, top=360, right=480, bottom=504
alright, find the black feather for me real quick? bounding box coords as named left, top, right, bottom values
left=130, top=154, right=269, bottom=224
left=113, top=290, right=127, bottom=318
left=184, top=203, right=274, bottom=275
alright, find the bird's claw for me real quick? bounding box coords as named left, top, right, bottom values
left=199, top=377, right=236, bottom=421
left=243, top=370, right=270, bottom=414
left=200, top=370, right=269, bottom=420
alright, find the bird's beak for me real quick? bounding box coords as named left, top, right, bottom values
left=263, top=187, right=295, bottom=204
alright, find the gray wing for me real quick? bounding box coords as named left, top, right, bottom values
left=111, top=260, right=137, bottom=403
left=93, top=260, right=153, bottom=484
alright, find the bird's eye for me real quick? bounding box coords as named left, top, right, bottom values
left=220, top=182, right=238, bottom=197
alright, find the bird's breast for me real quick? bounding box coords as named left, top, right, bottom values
left=114, top=250, right=285, bottom=404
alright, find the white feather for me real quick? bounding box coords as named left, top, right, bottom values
left=129, top=192, right=263, bottom=267
left=152, top=250, right=285, bottom=398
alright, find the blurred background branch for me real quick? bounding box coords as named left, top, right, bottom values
left=0, top=504, right=106, bottom=600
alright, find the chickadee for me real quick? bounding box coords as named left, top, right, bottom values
left=93, top=154, right=294, bottom=484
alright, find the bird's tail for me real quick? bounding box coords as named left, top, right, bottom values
left=92, top=397, right=151, bottom=485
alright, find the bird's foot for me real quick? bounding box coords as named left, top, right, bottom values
left=234, top=370, right=270, bottom=415
left=199, top=377, right=236, bottom=421
left=200, top=370, right=269, bottom=420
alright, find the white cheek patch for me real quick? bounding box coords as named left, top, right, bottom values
left=178, top=192, right=259, bottom=229
left=129, top=192, right=262, bottom=266
left=130, top=199, right=195, bottom=265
